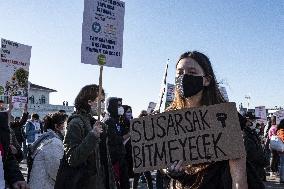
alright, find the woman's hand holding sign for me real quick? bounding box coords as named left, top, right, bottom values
left=167, top=160, right=186, bottom=180
left=92, top=121, right=104, bottom=138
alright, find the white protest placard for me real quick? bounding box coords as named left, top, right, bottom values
left=166, top=83, right=175, bottom=102
left=274, top=109, right=284, bottom=124
left=130, top=102, right=246, bottom=173
left=219, top=86, right=229, bottom=102
left=255, top=106, right=267, bottom=124
left=165, top=83, right=175, bottom=109
left=147, top=102, right=157, bottom=114
left=0, top=38, right=31, bottom=108
left=81, top=0, right=125, bottom=68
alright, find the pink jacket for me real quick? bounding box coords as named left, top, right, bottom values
left=268, top=125, right=277, bottom=139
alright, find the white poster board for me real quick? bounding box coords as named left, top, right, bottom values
left=0, top=38, right=31, bottom=108
left=165, top=83, right=175, bottom=109
left=219, top=86, right=229, bottom=102
left=147, top=102, right=157, bottom=114
left=255, top=106, right=267, bottom=124
left=81, top=0, right=125, bottom=68
left=166, top=83, right=175, bottom=102
left=274, top=109, right=284, bottom=125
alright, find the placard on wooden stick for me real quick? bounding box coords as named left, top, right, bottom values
left=130, top=102, right=246, bottom=173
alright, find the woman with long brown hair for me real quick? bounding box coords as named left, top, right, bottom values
left=166, top=51, right=248, bottom=189
left=55, top=84, right=116, bottom=189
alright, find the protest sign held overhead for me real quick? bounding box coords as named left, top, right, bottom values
left=147, top=102, right=157, bottom=114
left=0, top=38, right=31, bottom=108
left=255, top=106, right=267, bottom=124
left=165, top=83, right=175, bottom=109
left=274, top=109, right=284, bottom=124
left=219, top=86, right=229, bottom=102
left=130, top=102, right=246, bottom=173
left=81, top=0, right=125, bottom=68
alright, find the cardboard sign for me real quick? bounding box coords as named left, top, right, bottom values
left=130, top=102, right=246, bottom=173
left=0, top=38, right=31, bottom=107
left=81, top=0, right=125, bottom=68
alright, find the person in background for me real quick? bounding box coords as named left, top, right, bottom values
left=270, top=119, right=284, bottom=184
left=28, top=112, right=66, bottom=189
left=243, top=112, right=269, bottom=181
left=120, top=105, right=133, bottom=179
left=58, top=109, right=66, bottom=115
left=259, top=122, right=265, bottom=136
left=121, top=105, right=133, bottom=132
left=102, top=97, right=130, bottom=189
left=3, top=103, right=26, bottom=164
left=264, top=117, right=272, bottom=138
left=25, top=113, right=42, bottom=145
left=268, top=116, right=277, bottom=139
left=0, top=100, right=6, bottom=111
left=10, top=103, right=29, bottom=152
left=9, top=127, right=24, bottom=163
left=0, top=101, right=30, bottom=189
left=268, top=116, right=279, bottom=176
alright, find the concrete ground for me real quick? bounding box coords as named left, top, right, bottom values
left=19, top=161, right=283, bottom=189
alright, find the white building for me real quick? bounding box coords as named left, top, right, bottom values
left=9, top=83, right=74, bottom=119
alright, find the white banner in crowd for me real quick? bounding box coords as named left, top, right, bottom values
left=166, top=83, right=175, bottom=102
left=147, top=102, right=157, bottom=114
left=81, top=0, right=125, bottom=68
left=274, top=109, right=284, bottom=124
left=219, top=86, right=229, bottom=102
left=165, top=83, right=175, bottom=109
left=255, top=106, right=267, bottom=124
left=0, top=38, right=31, bottom=108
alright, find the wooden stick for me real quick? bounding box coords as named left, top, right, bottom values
left=97, top=65, right=104, bottom=120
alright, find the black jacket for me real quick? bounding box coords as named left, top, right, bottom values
left=0, top=112, right=25, bottom=186
left=55, top=112, right=116, bottom=189
left=243, top=127, right=268, bottom=180
left=10, top=112, right=29, bottom=144
left=102, top=97, right=126, bottom=164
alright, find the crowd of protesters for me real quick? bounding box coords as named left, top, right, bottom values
left=0, top=51, right=284, bottom=189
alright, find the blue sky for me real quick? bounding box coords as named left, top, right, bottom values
left=0, top=0, right=283, bottom=116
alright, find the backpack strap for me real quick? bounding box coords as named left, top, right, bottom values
left=29, top=131, right=57, bottom=157
left=27, top=131, right=58, bottom=183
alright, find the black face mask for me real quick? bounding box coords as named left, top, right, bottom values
left=175, top=74, right=204, bottom=98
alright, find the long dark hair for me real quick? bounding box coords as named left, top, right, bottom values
left=170, top=51, right=226, bottom=110
left=43, top=112, right=67, bottom=132
left=138, top=110, right=148, bottom=118
left=119, top=105, right=133, bottom=130
left=122, top=105, right=132, bottom=118
left=74, top=84, right=105, bottom=113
